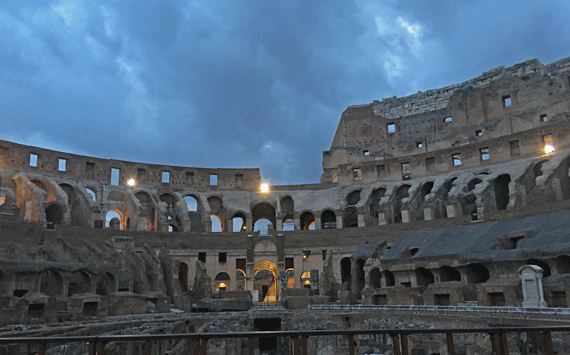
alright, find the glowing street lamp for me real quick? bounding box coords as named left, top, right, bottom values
left=260, top=183, right=269, bottom=193
left=127, top=178, right=136, bottom=187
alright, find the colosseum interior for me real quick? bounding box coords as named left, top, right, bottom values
left=2, top=56, right=570, bottom=354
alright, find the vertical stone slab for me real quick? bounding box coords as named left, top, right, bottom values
left=519, top=265, right=547, bottom=308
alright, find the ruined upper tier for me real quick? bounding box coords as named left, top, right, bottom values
left=322, top=57, right=570, bottom=185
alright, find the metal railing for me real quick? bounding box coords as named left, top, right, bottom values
left=311, top=303, right=570, bottom=316
left=1, top=325, right=569, bottom=355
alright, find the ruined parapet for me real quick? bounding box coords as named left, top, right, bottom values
left=140, top=244, right=166, bottom=294
left=191, top=260, right=212, bottom=299
left=158, top=244, right=181, bottom=302
left=121, top=244, right=150, bottom=294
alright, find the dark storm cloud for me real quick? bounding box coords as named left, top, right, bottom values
left=1, top=1, right=569, bottom=185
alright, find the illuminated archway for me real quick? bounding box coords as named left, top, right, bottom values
left=211, top=214, right=223, bottom=232
left=300, top=271, right=311, bottom=289
left=105, top=209, right=124, bottom=230
left=254, top=260, right=279, bottom=302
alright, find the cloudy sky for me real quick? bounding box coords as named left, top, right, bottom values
left=1, top=1, right=569, bottom=185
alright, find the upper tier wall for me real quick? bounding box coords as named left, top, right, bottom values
left=322, top=56, right=570, bottom=185
left=0, top=139, right=261, bottom=190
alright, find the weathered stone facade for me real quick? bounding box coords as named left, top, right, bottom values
left=1, top=57, right=570, bottom=330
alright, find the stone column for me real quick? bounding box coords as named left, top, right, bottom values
left=275, top=217, right=283, bottom=231
left=357, top=214, right=365, bottom=227
left=446, top=204, right=458, bottom=218
left=336, top=215, right=343, bottom=229
left=378, top=212, right=387, bottom=225
left=423, top=206, right=434, bottom=221
left=294, top=217, right=301, bottom=231
left=314, top=217, right=321, bottom=230
left=401, top=208, right=411, bottom=223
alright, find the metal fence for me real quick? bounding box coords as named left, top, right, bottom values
left=1, top=325, right=569, bottom=355
left=310, top=303, right=570, bottom=316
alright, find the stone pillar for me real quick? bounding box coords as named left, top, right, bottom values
left=446, top=204, right=458, bottom=218
left=294, top=217, right=301, bottom=231
left=314, top=217, right=321, bottom=230
left=401, top=208, right=411, bottom=223
left=275, top=217, right=283, bottom=231
left=310, top=269, right=319, bottom=295
left=378, top=212, right=387, bottom=225
left=225, top=218, right=233, bottom=233
left=336, top=215, right=343, bottom=229
left=357, top=214, right=365, bottom=227
left=519, top=265, right=547, bottom=308
left=423, top=206, right=434, bottom=221
left=246, top=218, right=253, bottom=232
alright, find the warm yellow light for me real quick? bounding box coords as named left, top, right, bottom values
left=304, top=279, right=311, bottom=285
left=544, top=144, right=555, bottom=154
left=219, top=283, right=226, bottom=288
left=260, top=183, right=269, bottom=193
left=127, top=178, right=136, bottom=186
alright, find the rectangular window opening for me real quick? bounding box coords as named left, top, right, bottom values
left=452, top=154, right=462, bottom=166
left=363, top=150, right=370, bottom=156
left=476, top=130, right=482, bottom=137
left=137, top=168, right=146, bottom=182
left=198, top=252, right=206, bottom=263
left=210, top=174, right=218, bottom=186
left=302, top=251, right=311, bottom=261
left=186, top=172, right=194, bottom=185
left=416, top=142, right=423, bottom=148
left=510, top=140, right=520, bottom=157
left=503, top=95, right=512, bottom=107
left=235, top=174, right=244, bottom=187
left=236, top=258, right=246, bottom=272
left=219, top=252, right=227, bottom=263
left=352, top=168, right=362, bottom=180
left=387, top=123, right=396, bottom=134
left=480, top=147, right=490, bottom=161
left=401, top=162, right=411, bottom=181
left=285, top=257, right=294, bottom=270
left=444, top=117, right=452, bottom=123
left=426, top=157, right=435, bottom=172
left=162, top=171, right=170, bottom=184
left=540, top=114, right=548, bottom=122
left=86, top=162, right=95, bottom=178
left=58, top=158, right=67, bottom=172
left=29, top=154, right=38, bottom=167
left=322, top=250, right=327, bottom=260
left=376, top=165, right=385, bottom=178
left=111, top=168, right=120, bottom=186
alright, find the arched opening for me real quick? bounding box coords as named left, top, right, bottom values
left=254, top=260, right=278, bottom=303
left=254, top=219, right=272, bottom=234
left=168, top=224, right=179, bottom=232
left=332, top=173, right=338, bottom=183
left=494, top=174, right=511, bottom=211
left=210, top=215, right=222, bottom=232
left=135, top=191, right=152, bottom=204
left=422, top=182, right=434, bottom=197
left=370, top=268, right=382, bottom=289
left=393, top=184, right=411, bottom=223
left=354, top=259, right=366, bottom=299
left=252, top=202, right=276, bottom=233
left=465, top=263, right=490, bottom=283
left=286, top=268, right=294, bottom=288
left=96, top=272, right=116, bottom=296
left=236, top=270, right=246, bottom=290
left=527, top=259, right=551, bottom=278
left=533, top=160, right=548, bottom=178
left=68, top=271, right=91, bottom=296
left=39, top=270, right=63, bottom=297
left=105, top=210, right=123, bottom=229
left=300, top=211, right=315, bottom=230
left=177, top=262, right=189, bottom=292
left=232, top=212, right=246, bottom=232
left=467, top=179, right=482, bottom=192
left=383, top=270, right=395, bottom=287
left=321, top=210, right=336, bottom=229
left=343, top=207, right=358, bottom=228
left=557, top=255, right=570, bottom=274
left=346, top=190, right=361, bottom=205
left=282, top=215, right=294, bottom=231
left=369, top=188, right=386, bottom=221
left=462, top=194, right=478, bottom=220
left=59, top=183, right=87, bottom=227
left=45, top=204, right=63, bottom=225
left=300, top=271, right=311, bottom=289
left=159, top=193, right=176, bottom=209
left=184, top=195, right=198, bottom=211
left=341, top=257, right=351, bottom=285
left=415, top=267, right=435, bottom=287
left=215, top=272, right=231, bottom=292
left=439, top=266, right=461, bottom=282
left=85, top=188, right=96, bottom=201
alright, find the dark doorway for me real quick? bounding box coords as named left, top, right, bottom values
left=254, top=318, right=281, bottom=352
